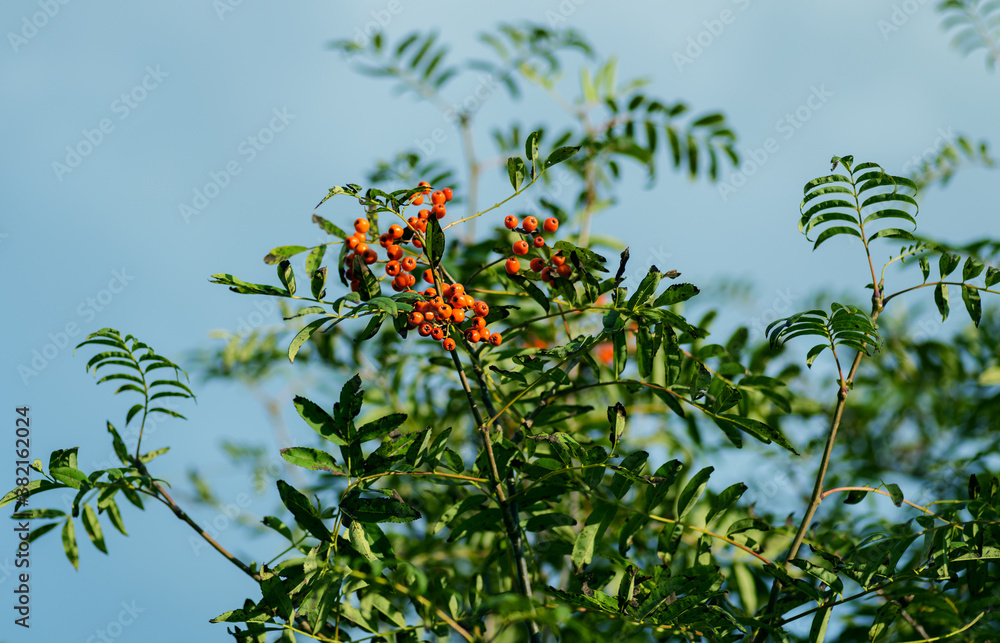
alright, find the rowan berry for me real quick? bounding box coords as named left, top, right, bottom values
left=436, top=303, right=453, bottom=319
left=451, top=283, right=465, bottom=295
left=543, top=217, right=559, bottom=233
left=350, top=279, right=360, bottom=292
left=452, top=309, right=466, bottom=324
left=479, top=327, right=491, bottom=341
left=355, top=242, right=369, bottom=256
left=466, top=329, right=482, bottom=343
left=472, top=316, right=486, bottom=329
left=386, top=261, right=401, bottom=276
left=413, top=237, right=423, bottom=248
left=401, top=257, right=417, bottom=272
left=417, top=181, right=431, bottom=188
left=505, top=257, right=521, bottom=274
left=488, top=333, right=502, bottom=346
left=424, top=288, right=437, bottom=298
left=512, top=240, right=529, bottom=256
left=379, top=233, right=391, bottom=247
left=415, top=219, right=428, bottom=232
left=418, top=209, right=431, bottom=221
left=407, top=216, right=420, bottom=230
left=473, top=301, right=489, bottom=317
left=419, top=323, right=432, bottom=337
left=551, top=253, right=566, bottom=267
left=354, top=218, right=370, bottom=233
left=432, top=204, right=447, bottom=219
left=388, top=224, right=404, bottom=239
left=504, top=215, right=519, bottom=230
left=423, top=269, right=434, bottom=284
left=556, top=263, right=572, bottom=277
left=431, top=191, right=446, bottom=205
left=522, top=216, right=538, bottom=233
left=408, top=311, right=425, bottom=325
left=442, top=187, right=453, bottom=201
left=412, top=194, right=424, bottom=206
left=431, top=326, right=445, bottom=341
left=405, top=274, right=416, bottom=287
left=540, top=267, right=553, bottom=283
left=533, top=235, right=545, bottom=248
left=347, top=237, right=360, bottom=251
left=392, top=275, right=407, bottom=291
left=424, top=311, right=436, bottom=322
left=530, top=258, right=546, bottom=272
left=442, top=338, right=456, bottom=351
left=362, top=249, right=378, bottom=264
left=460, top=294, right=475, bottom=309
left=386, top=245, right=403, bottom=261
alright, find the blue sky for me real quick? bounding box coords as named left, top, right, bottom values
left=2, top=1, right=998, bottom=641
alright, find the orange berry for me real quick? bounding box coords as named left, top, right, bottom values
left=415, top=219, right=428, bottom=232
left=488, top=333, right=502, bottom=346
left=442, top=187, right=453, bottom=201
left=379, top=233, right=391, bottom=247
left=413, top=237, right=423, bottom=248
left=452, top=309, right=466, bottom=323
left=431, top=191, right=446, bottom=205
left=466, top=329, right=481, bottom=343
left=418, top=323, right=432, bottom=337
left=423, top=269, right=434, bottom=284
left=432, top=204, right=447, bottom=219
left=406, top=273, right=416, bottom=287
left=543, top=217, right=559, bottom=233
left=551, top=253, right=566, bottom=267
left=442, top=337, right=456, bottom=351
left=479, top=327, right=491, bottom=341
left=407, top=216, right=420, bottom=230
left=505, top=257, right=521, bottom=274
left=431, top=326, right=445, bottom=341
left=347, top=237, right=361, bottom=251
left=386, top=244, right=403, bottom=261
left=461, top=294, right=475, bottom=308
left=411, top=194, right=424, bottom=206
left=513, top=240, right=529, bottom=255
left=401, top=257, right=417, bottom=272
left=529, top=258, right=546, bottom=272
left=355, top=242, right=369, bottom=255
left=449, top=294, right=464, bottom=308
left=386, top=261, right=401, bottom=276
left=556, top=263, right=572, bottom=277
left=424, top=311, right=437, bottom=322
left=436, top=304, right=453, bottom=319
left=418, top=209, right=431, bottom=221
left=392, top=274, right=408, bottom=290
left=472, top=316, right=486, bottom=329
left=424, top=288, right=437, bottom=298
left=540, top=267, right=553, bottom=283
left=362, top=249, right=378, bottom=264
left=451, top=283, right=465, bottom=295
left=350, top=279, right=360, bottom=292
left=408, top=311, right=425, bottom=325
left=504, top=215, right=519, bottom=230
left=354, top=218, right=370, bottom=233
left=533, top=235, right=545, bottom=248
left=522, top=216, right=538, bottom=233
left=388, top=224, right=404, bottom=239
left=473, top=301, right=489, bottom=317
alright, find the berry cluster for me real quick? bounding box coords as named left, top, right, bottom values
left=501, top=215, right=570, bottom=282
left=341, top=182, right=502, bottom=351
left=408, top=282, right=501, bottom=350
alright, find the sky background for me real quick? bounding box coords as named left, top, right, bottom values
left=2, top=1, right=998, bottom=641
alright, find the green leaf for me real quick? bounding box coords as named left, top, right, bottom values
left=62, top=518, right=79, bottom=570
left=81, top=504, right=107, bottom=554
left=843, top=489, right=868, bottom=504
left=525, top=131, right=540, bottom=166
left=939, top=253, right=961, bottom=279
left=351, top=254, right=381, bottom=301
left=545, top=146, right=580, bottom=168
left=288, top=317, right=331, bottom=363
left=507, top=156, right=526, bottom=191
left=276, top=479, right=331, bottom=541
left=292, top=396, right=346, bottom=445
left=306, top=245, right=326, bottom=275
left=349, top=520, right=378, bottom=562
left=934, top=283, right=950, bottom=321
left=264, top=245, right=309, bottom=265
left=607, top=402, right=626, bottom=448
left=676, top=466, right=712, bottom=521
left=312, top=214, right=348, bottom=239
left=425, top=214, right=446, bottom=268
left=355, top=312, right=386, bottom=342
left=572, top=523, right=600, bottom=569
left=341, top=490, right=421, bottom=524
left=919, top=256, right=930, bottom=283
left=962, top=256, right=985, bottom=281
left=277, top=260, right=296, bottom=295
left=869, top=601, right=901, bottom=642
left=962, top=285, right=982, bottom=327
left=986, top=266, right=1000, bottom=288
left=652, top=283, right=699, bottom=307
left=726, top=518, right=770, bottom=536
left=509, top=274, right=549, bottom=313
left=705, top=482, right=747, bottom=526
left=355, top=413, right=407, bottom=443
left=12, top=508, right=66, bottom=519
left=280, top=447, right=342, bottom=474
left=645, top=459, right=684, bottom=511
left=885, top=483, right=904, bottom=507
left=50, top=467, right=90, bottom=490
